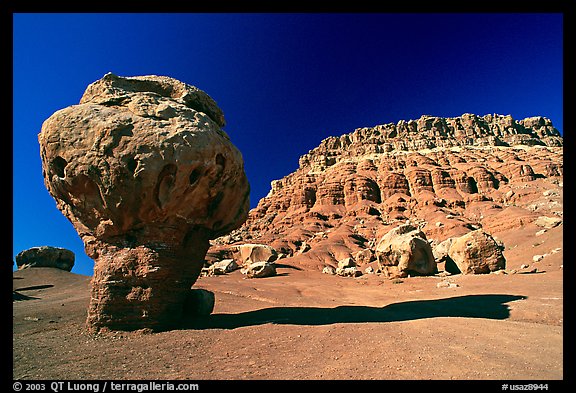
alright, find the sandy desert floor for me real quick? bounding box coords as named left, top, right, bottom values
left=13, top=241, right=563, bottom=381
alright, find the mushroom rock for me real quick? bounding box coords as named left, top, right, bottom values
left=38, top=73, right=250, bottom=332
left=15, top=246, right=75, bottom=272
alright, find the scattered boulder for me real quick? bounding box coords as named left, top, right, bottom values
left=432, top=237, right=455, bottom=263
left=233, top=244, right=278, bottom=266
left=322, top=265, right=336, bottom=275
left=446, top=230, right=506, bottom=274
left=335, top=257, right=362, bottom=277
left=15, top=246, right=75, bottom=272
left=337, top=257, right=356, bottom=269
left=353, top=249, right=374, bottom=264
left=202, top=259, right=239, bottom=276
left=336, top=266, right=362, bottom=277
left=436, top=280, right=459, bottom=288
left=374, top=224, right=436, bottom=278
left=532, top=255, right=544, bottom=263
left=182, top=289, right=215, bottom=317
left=241, top=261, right=277, bottom=278
left=211, top=259, right=239, bottom=274
left=534, top=216, right=562, bottom=229
left=38, top=73, right=250, bottom=332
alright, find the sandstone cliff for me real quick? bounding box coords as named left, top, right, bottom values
left=211, top=113, right=563, bottom=272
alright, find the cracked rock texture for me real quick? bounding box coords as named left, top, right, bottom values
left=39, top=73, right=249, bottom=331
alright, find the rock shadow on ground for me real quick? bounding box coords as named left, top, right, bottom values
left=185, top=294, right=526, bottom=330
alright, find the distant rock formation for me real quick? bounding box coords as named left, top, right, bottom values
left=211, top=113, right=562, bottom=274
left=38, top=73, right=250, bottom=331
left=15, top=246, right=75, bottom=272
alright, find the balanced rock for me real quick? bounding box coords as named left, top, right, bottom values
left=38, top=73, right=249, bottom=332
left=446, top=230, right=506, bottom=274
left=374, top=224, right=436, bottom=278
left=15, top=246, right=75, bottom=272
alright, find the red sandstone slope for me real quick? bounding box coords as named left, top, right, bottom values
left=210, top=113, right=563, bottom=272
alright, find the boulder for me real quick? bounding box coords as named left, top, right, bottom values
left=15, top=246, right=75, bottom=272
left=534, top=216, right=562, bottom=229
left=374, top=223, right=436, bottom=278
left=38, top=73, right=249, bottom=332
left=353, top=249, right=374, bottom=264
left=322, top=265, right=336, bottom=275
left=233, top=244, right=278, bottom=266
left=432, top=237, right=455, bottom=263
left=241, top=261, right=277, bottom=278
left=336, top=266, right=362, bottom=277
left=337, top=257, right=355, bottom=269
left=446, top=230, right=506, bottom=274
left=201, top=259, right=239, bottom=276
left=211, top=259, right=239, bottom=274
left=182, top=289, right=215, bottom=317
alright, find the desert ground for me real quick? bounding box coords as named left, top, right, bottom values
left=13, top=224, right=562, bottom=381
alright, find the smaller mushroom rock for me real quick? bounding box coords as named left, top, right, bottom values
left=15, top=246, right=75, bottom=272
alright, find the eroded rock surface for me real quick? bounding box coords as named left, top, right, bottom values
left=211, top=113, right=562, bottom=275
left=39, top=73, right=249, bottom=331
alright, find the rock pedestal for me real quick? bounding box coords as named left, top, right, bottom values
left=39, top=73, right=249, bottom=332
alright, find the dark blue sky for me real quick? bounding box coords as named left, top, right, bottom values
left=13, top=13, right=563, bottom=276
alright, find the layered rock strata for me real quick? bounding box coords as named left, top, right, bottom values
left=212, top=113, right=562, bottom=273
